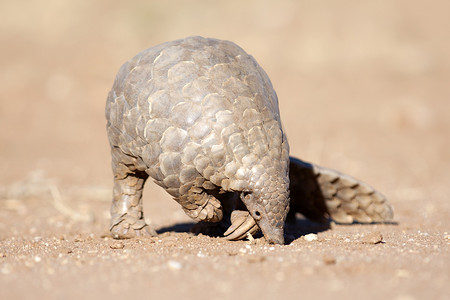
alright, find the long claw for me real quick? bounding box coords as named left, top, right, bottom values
left=224, top=211, right=259, bottom=241
left=223, top=210, right=248, bottom=236
left=242, top=223, right=259, bottom=240
left=226, top=218, right=258, bottom=241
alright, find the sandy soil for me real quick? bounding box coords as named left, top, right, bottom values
left=0, top=1, right=449, bottom=299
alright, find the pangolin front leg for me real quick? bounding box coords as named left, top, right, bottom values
left=176, top=184, right=223, bottom=223
left=187, top=188, right=259, bottom=240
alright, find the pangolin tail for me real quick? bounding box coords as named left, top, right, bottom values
left=288, top=156, right=394, bottom=224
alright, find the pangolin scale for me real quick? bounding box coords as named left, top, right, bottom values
left=105, top=36, right=393, bottom=244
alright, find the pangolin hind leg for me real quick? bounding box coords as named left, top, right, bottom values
left=110, top=172, right=157, bottom=238
left=109, top=147, right=157, bottom=239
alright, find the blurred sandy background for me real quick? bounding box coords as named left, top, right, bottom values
left=0, top=1, right=449, bottom=299
left=1, top=0, right=448, bottom=188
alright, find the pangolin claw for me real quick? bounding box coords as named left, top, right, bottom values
left=224, top=210, right=259, bottom=241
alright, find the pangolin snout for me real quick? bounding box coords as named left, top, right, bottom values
left=259, top=223, right=284, bottom=244
left=243, top=194, right=287, bottom=245
left=252, top=209, right=285, bottom=244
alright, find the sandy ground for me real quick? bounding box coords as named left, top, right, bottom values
left=0, top=1, right=449, bottom=299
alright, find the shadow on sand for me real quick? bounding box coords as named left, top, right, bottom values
left=155, top=215, right=332, bottom=245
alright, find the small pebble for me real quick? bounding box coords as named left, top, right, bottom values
left=167, top=260, right=182, bottom=270
left=63, top=248, right=73, bottom=254
left=110, top=242, right=125, bottom=249
left=304, top=233, right=318, bottom=242
left=361, top=232, right=383, bottom=244
left=73, top=236, right=84, bottom=242
left=246, top=232, right=255, bottom=243
left=323, top=254, right=336, bottom=265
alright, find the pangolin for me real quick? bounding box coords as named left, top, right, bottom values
left=105, top=36, right=393, bottom=245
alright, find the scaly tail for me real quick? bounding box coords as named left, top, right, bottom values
left=288, top=156, right=394, bottom=224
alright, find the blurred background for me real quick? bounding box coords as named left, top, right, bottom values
left=0, top=0, right=449, bottom=205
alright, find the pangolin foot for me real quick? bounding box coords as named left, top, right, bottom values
left=223, top=210, right=259, bottom=241
left=110, top=214, right=157, bottom=239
